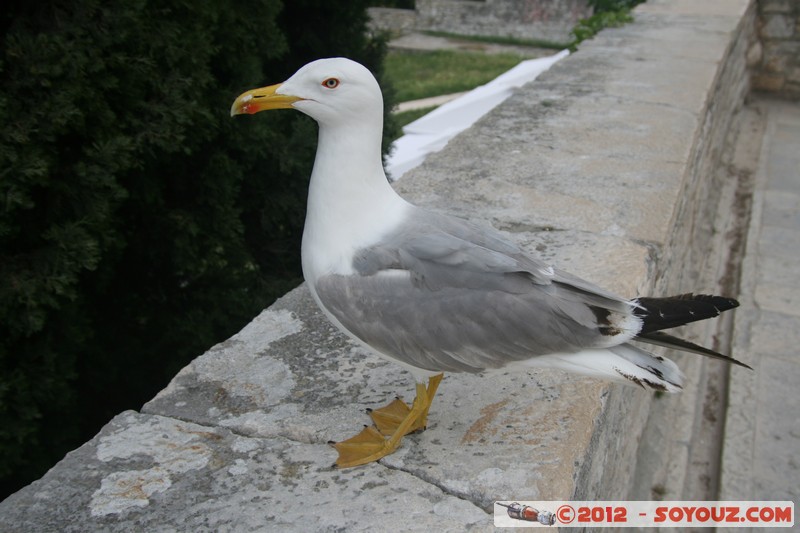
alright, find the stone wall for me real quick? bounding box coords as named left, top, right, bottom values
left=367, top=6, right=419, bottom=35
left=369, top=0, right=591, bottom=43
left=415, top=0, right=591, bottom=43
left=0, top=1, right=759, bottom=531
left=752, top=0, right=800, bottom=97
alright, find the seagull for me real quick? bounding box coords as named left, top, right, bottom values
left=231, top=57, right=748, bottom=468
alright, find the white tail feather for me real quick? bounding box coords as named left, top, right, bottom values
left=516, top=345, right=684, bottom=392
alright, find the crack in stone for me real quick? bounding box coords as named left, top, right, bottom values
left=147, top=408, right=493, bottom=517
left=378, top=460, right=493, bottom=516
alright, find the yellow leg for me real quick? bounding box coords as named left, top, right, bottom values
left=416, top=373, right=443, bottom=431
left=369, top=373, right=443, bottom=436
left=331, top=374, right=444, bottom=468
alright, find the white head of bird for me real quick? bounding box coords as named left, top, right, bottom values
left=230, top=57, right=384, bottom=129
left=231, top=58, right=407, bottom=282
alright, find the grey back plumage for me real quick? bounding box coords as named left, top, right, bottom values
left=315, top=207, right=639, bottom=373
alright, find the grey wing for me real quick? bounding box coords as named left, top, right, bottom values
left=317, top=210, right=639, bottom=373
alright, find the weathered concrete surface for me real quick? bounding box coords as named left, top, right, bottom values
left=0, top=1, right=760, bottom=531
left=0, top=410, right=488, bottom=532
left=721, top=98, right=800, bottom=507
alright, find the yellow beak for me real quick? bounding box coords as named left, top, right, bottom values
left=230, top=83, right=303, bottom=117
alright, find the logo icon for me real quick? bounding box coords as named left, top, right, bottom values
left=496, top=502, right=556, bottom=525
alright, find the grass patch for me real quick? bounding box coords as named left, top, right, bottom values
left=384, top=49, right=525, bottom=102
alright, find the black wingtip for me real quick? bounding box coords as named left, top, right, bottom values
left=635, top=293, right=740, bottom=334
left=636, top=331, right=752, bottom=369
left=707, top=294, right=740, bottom=312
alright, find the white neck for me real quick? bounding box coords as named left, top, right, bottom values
left=301, top=119, right=410, bottom=281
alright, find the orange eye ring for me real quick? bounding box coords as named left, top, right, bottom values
left=322, top=78, right=340, bottom=89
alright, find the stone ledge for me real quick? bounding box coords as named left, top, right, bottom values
left=0, top=0, right=757, bottom=530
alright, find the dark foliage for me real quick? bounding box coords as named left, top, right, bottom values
left=0, top=0, right=396, bottom=498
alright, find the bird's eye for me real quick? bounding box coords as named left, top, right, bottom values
left=322, top=78, right=340, bottom=89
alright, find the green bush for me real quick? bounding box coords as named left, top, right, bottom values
left=571, top=0, right=645, bottom=48
left=0, top=0, right=395, bottom=497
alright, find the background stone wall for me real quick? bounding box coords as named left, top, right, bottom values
left=369, top=0, right=591, bottom=43
left=368, top=6, right=420, bottom=35
left=416, top=0, right=590, bottom=43
left=753, top=0, right=800, bottom=98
